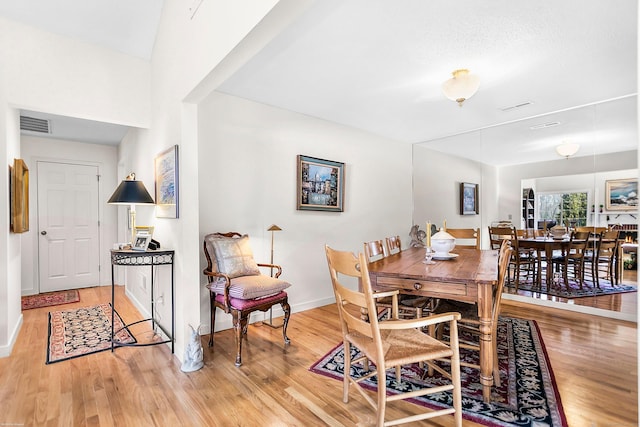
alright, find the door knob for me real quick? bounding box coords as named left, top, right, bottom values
left=41, top=231, right=47, bottom=235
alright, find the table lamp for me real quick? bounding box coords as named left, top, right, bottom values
left=108, top=173, right=154, bottom=243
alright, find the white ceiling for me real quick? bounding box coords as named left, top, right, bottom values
left=2, top=0, right=638, bottom=164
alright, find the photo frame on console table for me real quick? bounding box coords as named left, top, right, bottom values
left=297, top=155, right=345, bottom=212
left=155, top=145, right=179, bottom=219
left=605, top=178, right=638, bottom=211
left=460, top=182, right=479, bottom=215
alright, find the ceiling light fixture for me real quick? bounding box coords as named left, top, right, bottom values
left=555, top=142, right=580, bottom=159
left=441, top=69, right=480, bottom=107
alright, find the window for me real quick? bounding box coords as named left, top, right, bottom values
left=537, top=191, right=588, bottom=228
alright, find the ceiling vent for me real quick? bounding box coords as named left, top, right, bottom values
left=20, top=115, right=51, bottom=133
left=529, top=121, right=561, bottom=130
left=500, top=101, right=533, bottom=112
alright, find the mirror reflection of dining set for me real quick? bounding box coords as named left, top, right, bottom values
left=488, top=224, right=622, bottom=293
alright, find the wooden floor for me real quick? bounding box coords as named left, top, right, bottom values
left=1, top=285, right=637, bottom=426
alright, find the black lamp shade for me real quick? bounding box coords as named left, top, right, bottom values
left=108, top=180, right=154, bottom=204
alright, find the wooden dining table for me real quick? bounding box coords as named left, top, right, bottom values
left=367, top=246, right=499, bottom=402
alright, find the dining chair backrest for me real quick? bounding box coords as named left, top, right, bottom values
left=446, top=228, right=480, bottom=249
left=566, top=231, right=590, bottom=257
left=364, top=239, right=386, bottom=262
left=487, top=226, right=516, bottom=250
left=385, top=235, right=402, bottom=255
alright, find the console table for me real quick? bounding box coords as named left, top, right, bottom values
left=110, top=249, right=175, bottom=353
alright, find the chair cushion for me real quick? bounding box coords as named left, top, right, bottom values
left=214, top=291, right=288, bottom=310
left=207, top=234, right=261, bottom=278
left=208, top=274, right=291, bottom=300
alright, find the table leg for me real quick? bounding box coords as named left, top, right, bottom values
left=478, top=282, right=493, bottom=402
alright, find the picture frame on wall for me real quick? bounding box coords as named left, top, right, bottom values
left=155, top=145, right=179, bottom=218
left=296, top=155, right=345, bottom=212
left=460, top=182, right=479, bottom=215
left=605, top=178, right=638, bottom=211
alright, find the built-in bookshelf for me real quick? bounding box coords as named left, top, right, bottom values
left=522, top=188, right=535, bottom=229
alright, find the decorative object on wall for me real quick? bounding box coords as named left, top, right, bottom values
left=108, top=173, right=155, bottom=243
left=605, top=178, right=638, bottom=211
left=460, top=182, right=479, bottom=215
left=155, top=145, right=179, bottom=218
left=10, top=158, right=29, bottom=233
left=296, top=155, right=344, bottom=212
left=441, top=69, right=480, bottom=107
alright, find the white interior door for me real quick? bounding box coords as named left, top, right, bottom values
left=38, top=162, right=100, bottom=292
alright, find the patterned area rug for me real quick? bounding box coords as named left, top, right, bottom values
left=22, top=290, right=80, bottom=310
left=507, top=276, right=637, bottom=298
left=47, top=303, right=136, bottom=364
left=310, top=317, right=567, bottom=427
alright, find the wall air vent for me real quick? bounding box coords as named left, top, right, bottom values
left=529, top=121, right=561, bottom=130
left=500, top=101, right=533, bottom=112
left=20, top=116, right=51, bottom=133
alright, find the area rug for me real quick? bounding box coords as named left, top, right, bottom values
left=46, top=303, right=136, bottom=364
left=310, top=317, right=567, bottom=427
left=22, top=289, right=80, bottom=310
left=507, top=276, right=636, bottom=298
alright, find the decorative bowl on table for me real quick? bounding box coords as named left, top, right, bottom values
left=430, top=229, right=456, bottom=256
left=549, top=225, right=567, bottom=239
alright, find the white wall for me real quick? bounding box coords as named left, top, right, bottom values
left=413, top=145, right=495, bottom=248
left=197, top=92, right=413, bottom=331
left=20, top=136, right=118, bottom=295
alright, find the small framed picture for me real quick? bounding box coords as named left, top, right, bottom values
left=132, top=233, right=152, bottom=251
left=460, top=182, right=479, bottom=215
left=296, top=155, right=345, bottom=212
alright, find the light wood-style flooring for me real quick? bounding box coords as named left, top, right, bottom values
left=1, top=285, right=637, bottom=426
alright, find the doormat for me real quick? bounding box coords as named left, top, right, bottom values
left=46, top=303, right=136, bottom=364
left=310, top=317, right=567, bottom=427
left=507, top=277, right=636, bottom=298
left=22, top=289, right=80, bottom=310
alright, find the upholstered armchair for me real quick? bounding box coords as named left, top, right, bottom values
left=203, top=232, right=291, bottom=366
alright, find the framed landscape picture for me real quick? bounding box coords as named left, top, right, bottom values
left=297, top=155, right=344, bottom=212
left=155, top=145, right=179, bottom=218
left=605, top=178, right=638, bottom=211
left=460, top=182, right=479, bottom=215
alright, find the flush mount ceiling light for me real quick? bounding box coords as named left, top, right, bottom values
left=441, top=69, right=480, bottom=107
left=555, top=142, right=580, bottom=159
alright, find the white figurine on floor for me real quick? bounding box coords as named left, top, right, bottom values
left=181, top=324, right=204, bottom=372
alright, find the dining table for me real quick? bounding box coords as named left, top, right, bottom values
left=517, top=237, right=570, bottom=287
left=367, top=246, right=499, bottom=402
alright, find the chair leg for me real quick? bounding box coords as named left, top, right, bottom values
left=233, top=311, right=248, bottom=367
left=377, top=364, right=387, bottom=427
left=280, top=299, right=291, bottom=344
left=209, top=295, right=217, bottom=347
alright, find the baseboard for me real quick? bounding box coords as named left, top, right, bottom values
left=0, top=313, right=23, bottom=358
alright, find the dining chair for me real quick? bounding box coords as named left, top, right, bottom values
left=325, top=245, right=463, bottom=427
left=364, top=239, right=434, bottom=320
left=585, top=230, right=620, bottom=288
left=432, top=239, right=513, bottom=389
left=488, top=226, right=536, bottom=292
left=446, top=228, right=480, bottom=249
left=385, top=235, right=402, bottom=255
left=203, top=232, right=291, bottom=366
left=550, top=230, right=590, bottom=290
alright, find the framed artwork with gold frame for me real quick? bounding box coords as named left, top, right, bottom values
left=10, top=159, right=29, bottom=233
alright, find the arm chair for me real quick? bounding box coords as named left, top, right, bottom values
left=488, top=226, right=535, bottom=292
left=446, top=228, right=480, bottom=249
left=325, top=245, right=463, bottom=427
left=432, top=239, right=513, bottom=390
left=203, top=232, right=291, bottom=367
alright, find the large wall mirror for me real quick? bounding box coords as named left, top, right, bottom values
left=412, top=96, right=638, bottom=318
